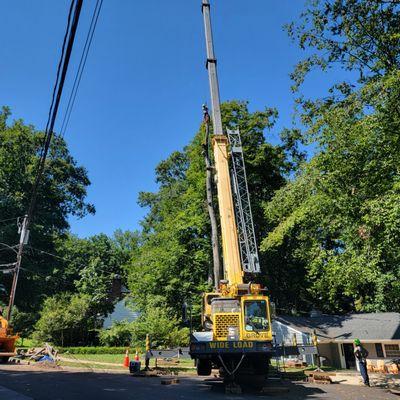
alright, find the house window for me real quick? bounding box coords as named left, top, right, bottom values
left=384, top=344, right=400, bottom=358
left=375, top=343, right=384, bottom=358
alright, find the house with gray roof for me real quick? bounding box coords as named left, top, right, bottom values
left=272, top=312, right=400, bottom=369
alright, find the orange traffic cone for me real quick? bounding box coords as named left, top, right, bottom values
left=123, top=349, right=130, bottom=368
left=134, top=350, right=139, bottom=361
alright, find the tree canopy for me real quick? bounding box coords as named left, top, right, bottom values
left=262, top=0, right=400, bottom=313
left=3, top=0, right=400, bottom=347
left=0, top=107, right=94, bottom=313
left=125, top=101, right=289, bottom=322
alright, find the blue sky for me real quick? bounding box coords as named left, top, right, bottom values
left=1, top=1, right=349, bottom=237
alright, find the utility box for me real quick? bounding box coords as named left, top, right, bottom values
left=129, top=361, right=141, bottom=374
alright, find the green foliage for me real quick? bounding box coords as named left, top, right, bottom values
left=262, top=1, right=400, bottom=314
left=58, top=347, right=128, bottom=354
left=32, top=293, right=93, bottom=346
left=0, top=108, right=138, bottom=342
left=99, top=320, right=133, bottom=347
left=287, top=0, right=400, bottom=90
left=98, top=308, right=189, bottom=348
left=130, top=306, right=189, bottom=348
left=10, top=307, right=36, bottom=338
left=0, top=108, right=94, bottom=315
left=125, top=100, right=288, bottom=324
left=55, top=232, right=136, bottom=297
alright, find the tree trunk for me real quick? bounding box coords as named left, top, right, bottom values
left=204, top=120, right=221, bottom=289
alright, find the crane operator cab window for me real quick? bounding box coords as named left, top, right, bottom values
left=244, top=300, right=269, bottom=331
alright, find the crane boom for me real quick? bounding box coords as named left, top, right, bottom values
left=202, top=0, right=243, bottom=286
left=201, top=0, right=223, bottom=136
left=190, top=1, right=274, bottom=385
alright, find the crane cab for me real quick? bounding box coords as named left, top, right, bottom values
left=210, top=295, right=272, bottom=342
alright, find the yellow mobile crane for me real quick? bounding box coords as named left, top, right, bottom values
left=0, top=310, right=18, bottom=363
left=189, top=0, right=274, bottom=386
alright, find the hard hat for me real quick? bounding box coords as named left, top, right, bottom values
left=354, top=338, right=361, bottom=346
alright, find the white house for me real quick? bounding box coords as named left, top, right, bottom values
left=103, top=297, right=139, bottom=329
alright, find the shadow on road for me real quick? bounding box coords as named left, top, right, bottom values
left=0, top=366, right=397, bottom=400
left=202, top=378, right=326, bottom=398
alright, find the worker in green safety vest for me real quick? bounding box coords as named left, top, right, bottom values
left=354, top=339, right=370, bottom=386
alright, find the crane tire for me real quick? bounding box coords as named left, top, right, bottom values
left=197, top=359, right=212, bottom=376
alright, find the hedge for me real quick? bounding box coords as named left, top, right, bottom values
left=58, top=346, right=137, bottom=354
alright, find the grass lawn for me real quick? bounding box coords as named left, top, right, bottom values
left=60, top=353, right=195, bottom=370
left=62, top=354, right=126, bottom=363
left=15, top=338, right=35, bottom=348
left=59, top=360, right=126, bottom=370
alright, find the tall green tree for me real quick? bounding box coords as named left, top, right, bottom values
left=56, top=232, right=137, bottom=315
left=126, top=101, right=289, bottom=322
left=262, top=0, right=400, bottom=313
left=287, top=0, right=400, bottom=91
left=0, top=107, right=94, bottom=313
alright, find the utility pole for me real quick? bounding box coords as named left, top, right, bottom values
left=6, top=0, right=84, bottom=322
left=7, top=215, right=29, bottom=321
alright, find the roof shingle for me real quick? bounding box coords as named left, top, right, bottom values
left=274, top=313, right=400, bottom=341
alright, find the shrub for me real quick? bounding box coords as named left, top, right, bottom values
left=130, top=306, right=189, bottom=348
left=58, top=346, right=128, bottom=354
left=99, top=320, right=133, bottom=347
left=32, top=293, right=93, bottom=346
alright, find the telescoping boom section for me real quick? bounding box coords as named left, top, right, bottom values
left=189, top=0, right=274, bottom=386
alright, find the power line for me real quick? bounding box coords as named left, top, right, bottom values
left=27, top=245, right=80, bottom=265
left=60, top=0, right=103, bottom=138
left=0, top=217, right=20, bottom=224
left=27, top=0, right=83, bottom=222
left=7, top=0, right=84, bottom=322
left=19, top=267, right=73, bottom=287
left=27, top=245, right=94, bottom=274
left=0, top=222, right=18, bottom=232
left=0, top=262, right=17, bottom=268
left=42, top=0, right=75, bottom=144
left=0, top=242, right=18, bottom=254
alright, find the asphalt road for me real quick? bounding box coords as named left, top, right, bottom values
left=0, top=365, right=397, bottom=400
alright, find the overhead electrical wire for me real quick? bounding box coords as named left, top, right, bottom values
left=60, top=0, right=104, bottom=138
left=0, top=222, right=18, bottom=232
left=0, top=216, right=20, bottom=224
left=41, top=0, right=75, bottom=147
left=27, top=0, right=83, bottom=222
left=20, top=267, right=74, bottom=287
left=0, top=262, right=17, bottom=268
left=27, top=245, right=109, bottom=274
left=7, top=0, right=84, bottom=321
left=0, top=242, right=18, bottom=254
left=27, top=245, right=80, bottom=265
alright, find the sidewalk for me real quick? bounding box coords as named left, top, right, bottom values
left=332, top=371, right=400, bottom=388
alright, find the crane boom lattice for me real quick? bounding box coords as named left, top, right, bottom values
left=227, top=129, right=260, bottom=273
